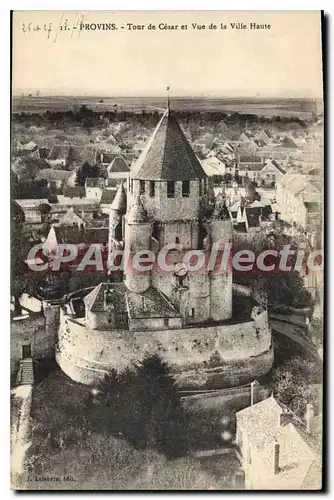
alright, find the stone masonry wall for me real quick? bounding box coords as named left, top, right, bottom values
left=56, top=307, right=272, bottom=387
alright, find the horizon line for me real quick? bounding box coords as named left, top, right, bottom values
left=12, top=93, right=322, bottom=100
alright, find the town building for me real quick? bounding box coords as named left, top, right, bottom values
left=236, top=396, right=322, bottom=490
left=276, top=171, right=322, bottom=234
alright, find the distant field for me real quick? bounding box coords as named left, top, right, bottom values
left=12, top=95, right=320, bottom=119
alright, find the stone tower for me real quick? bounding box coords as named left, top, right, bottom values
left=124, top=106, right=233, bottom=324
left=124, top=195, right=152, bottom=293
left=207, top=195, right=233, bottom=321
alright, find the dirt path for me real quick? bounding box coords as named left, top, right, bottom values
left=11, top=385, right=33, bottom=488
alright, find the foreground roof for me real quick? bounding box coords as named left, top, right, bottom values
left=131, top=109, right=207, bottom=181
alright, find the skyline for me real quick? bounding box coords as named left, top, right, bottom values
left=12, top=11, right=323, bottom=99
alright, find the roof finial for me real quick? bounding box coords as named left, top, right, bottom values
left=166, top=86, right=171, bottom=112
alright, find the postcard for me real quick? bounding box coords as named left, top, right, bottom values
left=11, top=10, right=323, bottom=490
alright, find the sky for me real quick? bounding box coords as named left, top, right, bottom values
left=12, top=11, right=323, bottom=98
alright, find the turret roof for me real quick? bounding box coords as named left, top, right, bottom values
left=126, top=195, right=149, bottom=224
left=130, top=109, right=207, bottom=181
left=110, top=182, right=127, bottom=214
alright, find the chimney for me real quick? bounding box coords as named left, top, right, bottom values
left=274, top=443, right=280, bottom=475
left=250, top=381, right=255, bottom=406
left=305, top=403, right=314, bottom=434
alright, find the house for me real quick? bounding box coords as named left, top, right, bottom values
left=276, top=171, right=322, bottom=233
left=44, top=210, right=109, bottom=257
left=43, top=225, right=86, bottom=256
left=239, top=132, right=252, bottom=143
left=239, top=163, right=264, bottom=184
left=18, top=141, right=39, bottom=158
left=14, top=199, right=51, bottom=224
left=201, top=157, right=226, bottom=180
left=85, top=178, right=105, bottom=201
left=235, top=203, right=273, bottom=233
left=106, top=156, right=130, bottom=186
left=236, top=396, right=322, bottom=490
left=254, top=129, right=272, bottom=146
left=257, top=160, right=286, bottom=187
left=99, top=151, right=135, bottom=167
left=11, top=161, right=32, bottom=183
left=47, top=143, right=71, bottom=167
left=35, top=169, right=74, bottom=191
left=47, top=144, right=98, bottom=169
left=239, top=155, right=264, bottom=168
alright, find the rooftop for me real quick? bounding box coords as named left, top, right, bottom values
left=84, top=282, right=180, bottom=319
left=131, top=109, right=207, bottom=181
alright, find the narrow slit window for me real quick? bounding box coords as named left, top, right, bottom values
left=149, top=181, right=155, bottom=197
left=178, top=276, right=184, bottom=287
left=191, top=308, right=195, bottom=318
left=139, top=180, right=145, bottom=194
left=167, top=181, right=175, bottom=198
left=182, top=180, right=190, bottom=197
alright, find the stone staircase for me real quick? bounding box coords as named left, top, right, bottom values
left=19, top=358, right=34, bottom=385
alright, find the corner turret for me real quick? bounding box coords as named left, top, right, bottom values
left=124, top=196, right=152, bottom=293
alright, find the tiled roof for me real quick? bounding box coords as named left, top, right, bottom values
left=84, top=283, right=128, bottom=314
left=53, top=225, right=84, bottom=244
left=239, top=155, right=263, bottom=163
left=126, top=287, right=180, bottom=319
left=100, top=188, right=117, bottom=205
left=85, top=227, right=109, bottom=244
left=48, top=144, right=71, bottom=160
left=20, top=141, right=37, bottom=151
left=63, top=186, right=86, bottom=198
left=24, top=158, right=50, bottom=170
left=14, top=198, right=50, bottom=209
left=131, top=109, right=207, bottom=181
left=84, top=282, right=180, bottom=319
left=48, top=144, right=98, bottom=164
left=108, top=156, right=130, bottom=173
left=242, top=163, right=264, bottom=172
left=36, top=169, right=73, bottom=182
left=264, top=159, right=286, bottom=175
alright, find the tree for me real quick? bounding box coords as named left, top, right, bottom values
left=272, top=356, right=322, bottom=417
left=222, top=173, right=232, bottom=184
left=96, top=354, right=187, bottom=457
left=244, top=176, right=260, bottom=202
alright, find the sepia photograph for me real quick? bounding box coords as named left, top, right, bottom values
left=10, top=10, right=323, bottom=491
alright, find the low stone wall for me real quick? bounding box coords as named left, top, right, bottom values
left=11, top=304, right=60, bottom=377
left=56, top=306, right=273, bottom=388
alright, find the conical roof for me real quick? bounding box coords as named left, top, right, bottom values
left=126, top=196, right=149, bottom=224
left=110, top=183, right=127, bottom=214
left=131, top=109, right=207, bottom=181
